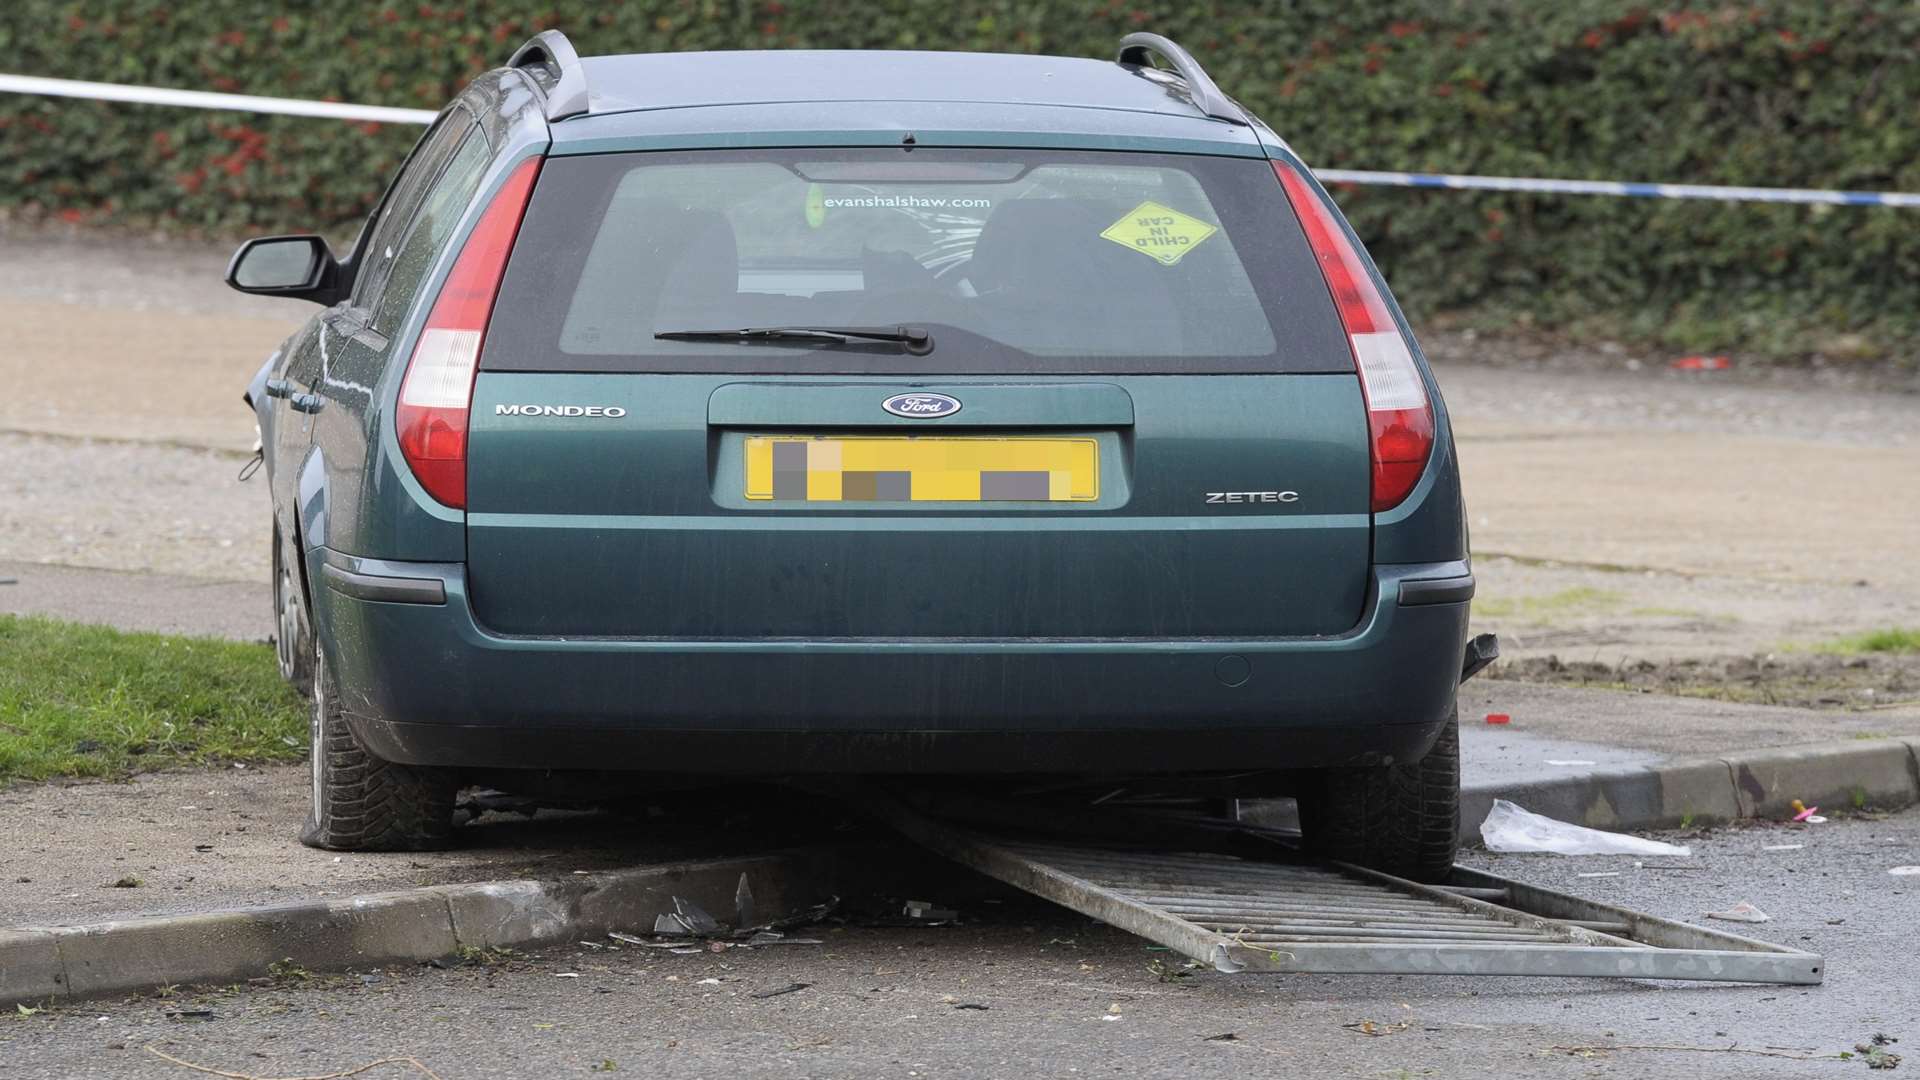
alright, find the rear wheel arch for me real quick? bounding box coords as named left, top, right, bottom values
left=285, top=505, right=316, bottom=626
left=288, top=446, right=332, bottom=659
left=295, top=444, right=330, bottom=556
left=271, top=512, right=317, bottom=698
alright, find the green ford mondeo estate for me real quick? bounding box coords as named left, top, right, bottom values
left=227, top=30, right=1480, bottom=880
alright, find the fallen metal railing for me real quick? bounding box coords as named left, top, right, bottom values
left=869, top=794, right=1823, bottom=985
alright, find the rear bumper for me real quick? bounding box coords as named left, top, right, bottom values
left=311, top=552, right=1472, bottom=775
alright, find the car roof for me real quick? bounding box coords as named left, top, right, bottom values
left=584, top=50, right=1210, bottom=117
left=544, top=49, right=1268, bottom=156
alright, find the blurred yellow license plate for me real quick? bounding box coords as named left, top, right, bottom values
left=745, top=436, right=1098, bottom=502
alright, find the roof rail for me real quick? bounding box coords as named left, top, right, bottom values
left=508, top=30, right=589, bottom=122
left=1115, top=32, right=1245, bottom=126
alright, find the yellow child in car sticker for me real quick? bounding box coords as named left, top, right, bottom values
left=1100, top=201, right=1218, bottom=265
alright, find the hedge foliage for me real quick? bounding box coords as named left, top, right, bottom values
left=4, top=1, right=1918, bottom=354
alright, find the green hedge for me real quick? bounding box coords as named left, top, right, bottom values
left=4, top=2, right=1918, bottom=356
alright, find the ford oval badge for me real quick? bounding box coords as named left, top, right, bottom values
left=882, top=392, right=962, bottom=419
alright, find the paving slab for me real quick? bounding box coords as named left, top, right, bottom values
left=1459, top=681, right=1919, bottom=801
left=1458, top=724, right=1661, bottom=788
left=1462, top=678, right=1920, bottom=757
left=0, top=558, right=267, bottom=641
left=0, top=765, right=781, bottom=929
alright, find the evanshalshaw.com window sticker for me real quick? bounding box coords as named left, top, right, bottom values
left=805, top=183, right=994, bottom=227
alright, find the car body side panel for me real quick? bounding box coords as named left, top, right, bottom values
left=247, top=341, right=290, bottom=502
left=296, top=447, right=328, bottom=545
left=244, top=349, right=278, bottom=447
left=248, top=336, right=314, bottom=598
left=306, top=322, right=386, bottom=551
left=300, top=75, right=551, bottom=577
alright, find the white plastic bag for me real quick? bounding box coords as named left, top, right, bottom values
left=1479, top=799, right=1692, bottom=857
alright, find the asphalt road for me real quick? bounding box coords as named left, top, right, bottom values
left=4, top=809, right=1913, bottom=1080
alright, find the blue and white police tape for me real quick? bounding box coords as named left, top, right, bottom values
left=0, top=73, right=436, bottom=126
left=4, top=72, right=1916, bottom=208
left=1313, top=168, right=1920, bottom=208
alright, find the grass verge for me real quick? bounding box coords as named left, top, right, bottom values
left=1818, top=628, right=1920, bottom=655
left=0, top=614, right=305, bottom=784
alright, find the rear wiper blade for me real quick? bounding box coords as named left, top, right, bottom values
left=655, top=325, right=933, bottom=353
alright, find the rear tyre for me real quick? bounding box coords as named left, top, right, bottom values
left=1297, top=705, right=1459, bottom=883
left=272, top=522, right=315, bottom=699
left=300, top=637, right=457, bottom=852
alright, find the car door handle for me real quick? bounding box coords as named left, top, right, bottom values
left=264, top=378, right=293, bottom=398
left=290, top=392, right=326, bottom=414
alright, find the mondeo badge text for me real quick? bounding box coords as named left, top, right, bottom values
left=495, top=404, right=628, bottom=418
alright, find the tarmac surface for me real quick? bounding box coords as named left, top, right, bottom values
left=2, top=807, right=1913, bottom=1080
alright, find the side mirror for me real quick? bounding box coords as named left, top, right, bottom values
left=225, top=235, right=342, bottom=304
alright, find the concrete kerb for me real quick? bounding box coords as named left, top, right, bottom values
left=1460, top=757, right=1742, bottom=839
left=0, top=846, right=844, bottom=1008
left=0, top=930, right=64, bottom=1003
left=1463, top=737, right=1920, bottom=845
left=1726, top=739, right=1920, bottom=818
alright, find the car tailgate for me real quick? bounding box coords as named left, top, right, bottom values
left=464, top=372, right=1370, bottom=639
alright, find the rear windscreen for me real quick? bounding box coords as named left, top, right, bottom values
left=484, top=148, right=1350, bottom=374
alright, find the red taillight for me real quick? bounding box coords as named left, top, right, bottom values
left=1274, top=161, right=1434, bottom=513
left=396, top=156, right=542, bottom=509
